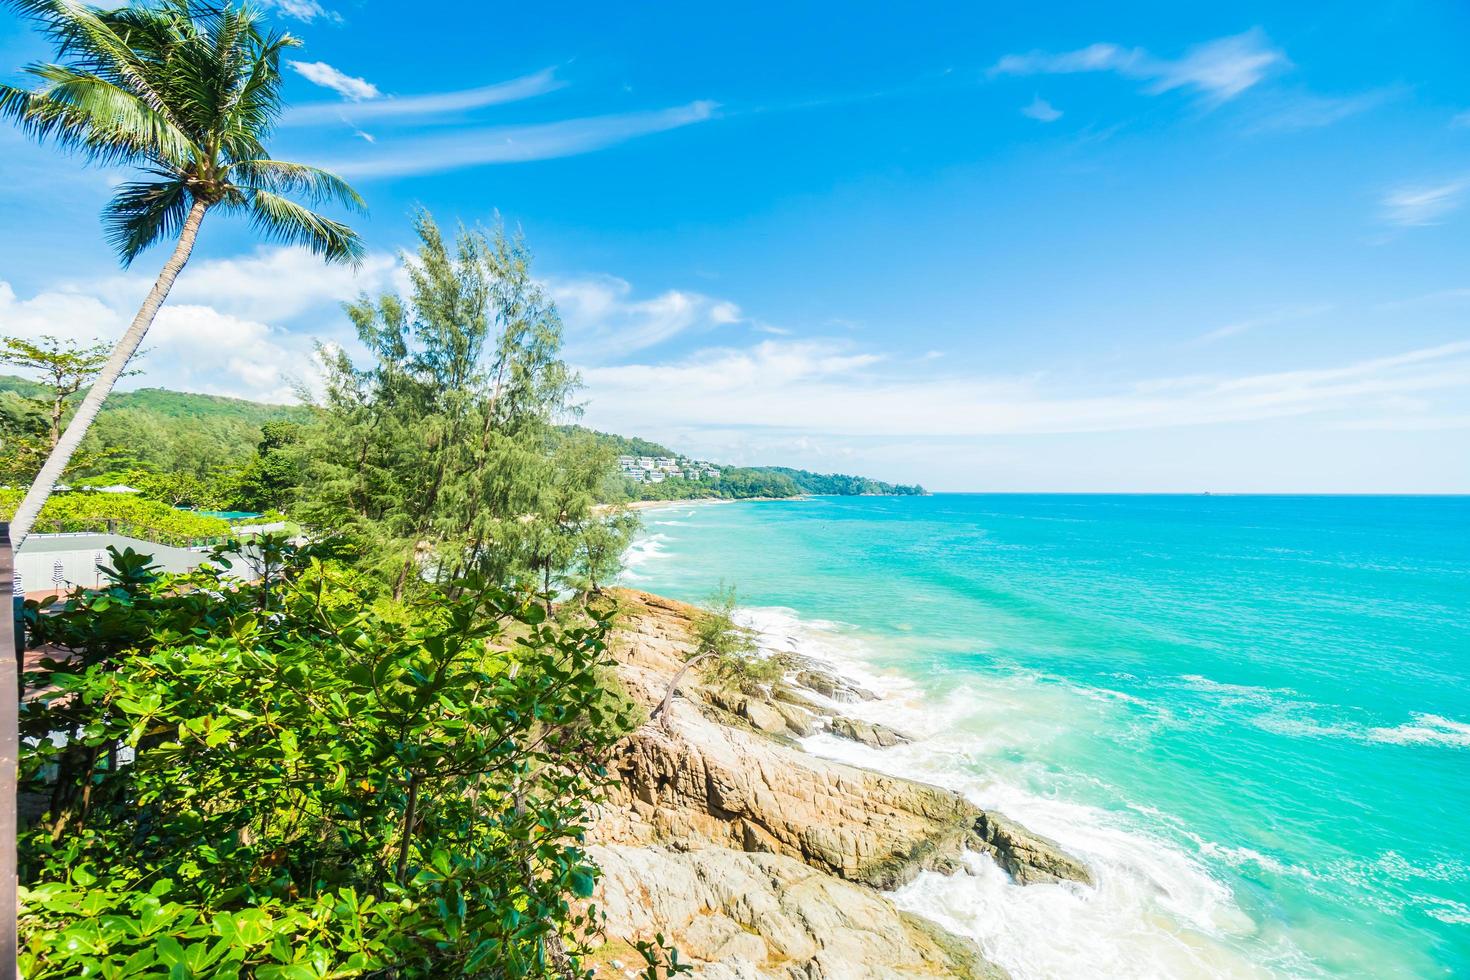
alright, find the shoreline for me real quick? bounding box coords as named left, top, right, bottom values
left=602, top=494, right=810, bottom=515
left=589, top=588, right=1094, bottom=978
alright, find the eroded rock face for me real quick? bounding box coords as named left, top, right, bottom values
left=598, top=709, right=977, bottom=889
left=602, top=589, right=1093, bottom=892
left=590, top=844, right=1008, bottom=980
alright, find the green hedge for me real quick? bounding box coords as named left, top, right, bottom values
left=0, top=490, right=232, bottom=546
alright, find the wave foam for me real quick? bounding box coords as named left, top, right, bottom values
left=742, top=607, right=1323, bottom=978
left=1366, top=714, right=1470, bottom=748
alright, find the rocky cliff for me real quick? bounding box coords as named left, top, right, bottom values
left=585, top=589, right=1092, bottom=979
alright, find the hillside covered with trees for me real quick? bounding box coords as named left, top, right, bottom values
left=1, top=386, right=924, bottom=509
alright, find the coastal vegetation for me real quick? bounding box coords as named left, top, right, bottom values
left=19, top=539, right=641, bottom=978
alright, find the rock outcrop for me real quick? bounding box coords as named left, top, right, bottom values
left=590, top=844, right=1008, bottom=980
left=829, top=715, right=913, bottom=749
left=972, top=811, right=1093, bottom=887
left=599, top=707, right=980, bottom=889
left=588, top=589, right=1094, bottom=979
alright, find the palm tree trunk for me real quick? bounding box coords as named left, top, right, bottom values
left=8, top=199, right=208, bottom=549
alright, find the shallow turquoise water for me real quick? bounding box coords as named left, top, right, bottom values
left=623, top=494, right=1470, bottom=978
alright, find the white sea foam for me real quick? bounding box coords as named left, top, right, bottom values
left=1181, top=674, right=1470, bottom=752
left=620, top=532, right=671, bottom=582
left=735, top=606, right=1324, bottom=979
left=1365, top=713, right=1470, bottom=748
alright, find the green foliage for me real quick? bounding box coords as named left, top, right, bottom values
left=225, top=420, right=303, bottom=512
left=694, top=585, right=780, bottom=696
left=762, top=466, right=926, bottom=496
left=0, top=374, right=311, bottom=490
left=20, top=540, right=640, bottom=978
left=0, top=488, right=231, bottom=544
left=558, top=426, right=677, bottom=460
left=0, top=334, right=122, bottom=447
left=296, top=211, right=628, bottom=599
left=0, top=388, right=50, bottom=484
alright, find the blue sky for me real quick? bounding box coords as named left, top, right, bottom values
left=2, top=1, right=1469, bottom=491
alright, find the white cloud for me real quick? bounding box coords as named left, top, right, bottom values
left=549, top=274, right=743, bottom=360
left=283, top=67, right=565, bottom=126
left=0, top=282, right=321, bottom=403
left=1381, top=177, right=1470, bottom=226
left=991, top=29, right=1286, bottom=106
left=580, top=337, right=1470, bottom=438
left=289, top=60, right=380, bottom=101
left=81, top=246, right=401, bottom=324
left=1021, top=96, right=1062, bottom=122
left=1452, top=110, right=1470, bottom=129
left=324, top=101, right=719, bottom=178
left=261, top=0, right=337, bottom=23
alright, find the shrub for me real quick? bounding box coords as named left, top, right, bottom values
left=19, top=539, right=643, bottom=977
left=695, top=585, right=782, bottom=696
left=0, top=488, right=231, bottom=545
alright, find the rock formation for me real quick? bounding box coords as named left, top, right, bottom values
left=586, top=589, right=1093, bottom=978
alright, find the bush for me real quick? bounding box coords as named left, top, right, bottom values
left=0, top=489, right=232, bottom=545
left=695, top=586, right=782, bottom=696
left=19, top=539, right=643, bottom=977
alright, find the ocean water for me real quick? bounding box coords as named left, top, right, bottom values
left=620, top=494, right=1470, bottom=979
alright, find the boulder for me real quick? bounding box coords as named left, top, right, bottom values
left=794, top=668, right=878, bottom=703
left=741, top=698, right=789, bottom=735
left=830, top=715, right=913, bottom=749
left=971, top=811, right=1094, bottom=887
left=590, top=844, right=1009, bottom=980
left=772, top=700, right=818, bottom=737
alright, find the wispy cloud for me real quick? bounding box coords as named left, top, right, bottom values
left=324, top=101, right=718, bottom=178
left=282, top=67, right=566, bottom=126
left=260, top=0, right=338, bottom=23
left=990, top=29, right=1286, bottom=106
left=1021, top=95, right=1062, bottom=122
left=1, top=248, right=406, bottom=401
left=550, top=274, right=743, bottom=360
left=1381, top=177, right=1470, bottom=226
left=1197, top=303, right=1333, bottom=343
left=289, top=61, right=380, bottom=101
left=1246, top=87, right=1400, bottom=132
left=581, top=337, right=1470, bottom=438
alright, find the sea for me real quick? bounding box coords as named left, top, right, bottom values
left=619, top=493, right=1470, bottom=979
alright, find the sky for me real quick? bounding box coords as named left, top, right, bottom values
left=2, top=1, right=1469, bottom=492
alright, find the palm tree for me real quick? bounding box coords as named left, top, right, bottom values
left=0, top=0, right=365, bottom=548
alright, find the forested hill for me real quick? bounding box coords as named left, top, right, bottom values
left=0, top=376, right=313, bottom=426
left=566, top=426, right=927, bottom=498
left=1, top=376, right=925, bottom=498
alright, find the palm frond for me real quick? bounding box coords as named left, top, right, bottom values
left=13, top=64, right=196, bottom=167
left=231, top=159, right=366, bottom=211
left=103, top=178, right=193, bottom=266
left=244, top=189, right=365, bottom=265
left=220, top=30, right=297, bottom=150
left=12, top=0, right=189, bottom=136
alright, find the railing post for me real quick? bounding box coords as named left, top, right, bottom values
left=0, top=522, right=18, bottom=978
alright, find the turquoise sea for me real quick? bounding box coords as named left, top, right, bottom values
left=621, top=494, right=1470, bottom=978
